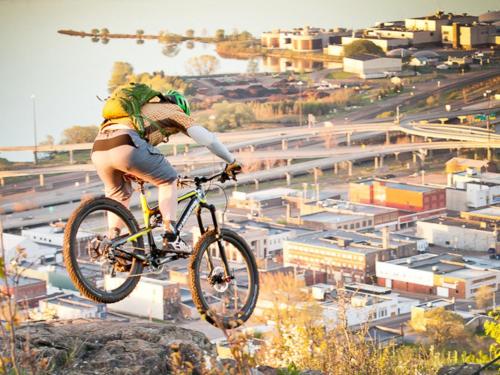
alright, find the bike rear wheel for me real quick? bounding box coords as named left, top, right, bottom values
left=189, top=228, right=259, bottom=329
left=63, top=197, right=144, bottom=303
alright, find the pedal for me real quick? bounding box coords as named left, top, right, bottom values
left=162, top=237, right=192, bottom=255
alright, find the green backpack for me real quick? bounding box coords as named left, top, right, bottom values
left=102, top=82, right=165, bottom=138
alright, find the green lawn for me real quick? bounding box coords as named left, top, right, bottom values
left=327, top=71, right=357, bottom=79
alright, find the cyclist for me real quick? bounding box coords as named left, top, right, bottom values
left=91, top=83, right=240, bottom=250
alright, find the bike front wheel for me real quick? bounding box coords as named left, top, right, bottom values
left=189, top=228, right=259, bottom=329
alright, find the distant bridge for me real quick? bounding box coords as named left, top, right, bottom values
left=1, top=140, right=498, bottom=180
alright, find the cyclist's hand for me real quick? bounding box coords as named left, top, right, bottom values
left=221, top=160, right=242, bottom=182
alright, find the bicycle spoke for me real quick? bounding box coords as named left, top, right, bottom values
left=74, top=207, right=138, bottom=293
left=195, top=237, right=253, bottom=323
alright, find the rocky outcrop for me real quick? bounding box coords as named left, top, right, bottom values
left=12, top=319, right=216, bottom=375
left=9, top=319, right=322, bottom=375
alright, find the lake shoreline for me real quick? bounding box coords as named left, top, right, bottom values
left=58, top=29, right=342, bottom=63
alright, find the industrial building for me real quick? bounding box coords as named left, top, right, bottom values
left=0, top=276, right=47, bottom=308
left=318, top=283, right=419, bottom=327
left=283, top=229, right=417, bottom=284
left=446, top=173, right=500, bottom=211
left=404, top=12, right=478, bottom=39
left=229, top=187, right=297, bottom=213
left=442, top=22, right=498, bottom=49
left=192, top=220, right=311, bottom=261
left=365, top=27, right=439, bottom=45
left=261, top=27, right=349, bottom=51
left=445, top=157, right=492, bottom=174
left=342, top=54, right=402, bottom=79
left=341, top=36, right=409, bottom=52
left=376, top=253, right=500, bottom=299
left=416, top=214, right=498, bottom=252
left=255, top=282, right=419, bottom=328
left=349, top=179, right=446, bottom=213
left=38, top=294, right=106, bottom=320
left=105, top=276, right=181, bottom=321
left=300, top=199, right=400, bottom=229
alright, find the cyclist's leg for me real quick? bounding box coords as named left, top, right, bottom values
left=123, top=137, right=178, bottom=230
left=91, top=148, right=133, bottom=236
left=158, top=181, right=177, bottom=230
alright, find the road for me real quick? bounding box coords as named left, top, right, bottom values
left=1, top=138, right=498, bottom=180
left=343, top=68, right=500, bottom=122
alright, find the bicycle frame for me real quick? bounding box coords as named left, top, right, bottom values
left=112, top=179, right=230, bottom=274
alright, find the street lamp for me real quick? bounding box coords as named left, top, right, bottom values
left=484, top=90, right=493, bottom=159
left=297, top=80, right=303, bottom=126
left=31, top=94, right=38, bottom=165
left=395, top=105, right=401, bottom=124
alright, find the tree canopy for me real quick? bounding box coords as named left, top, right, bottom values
left=410, top=307, right=469, bottom=347
left=344, top=40, right=385, bottom=58
left=108, top=61, right=192, bottom=95
left=61, top=125, right=99, bottom=144
left=208, top=102, right=255, bottom=131
left=186, top=55, right=220, bottom=76
left=475, top=285, right=494, bottom=309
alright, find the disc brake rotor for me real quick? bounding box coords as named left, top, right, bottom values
left=210, top=266, right=230, bottom=293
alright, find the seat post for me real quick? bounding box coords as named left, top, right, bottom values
left=137, top=181, right=145, bottom=195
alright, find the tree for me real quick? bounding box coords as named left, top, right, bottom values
left=108, top=62, right=133, bottom=93
left=343, top=40, right=384, bottom=58
left=186, top=55, right=220, bottom=76
left=238, top=31, right=253, bottom=41
left=91, top=28, right=99, bottom=36
left=475, top=285, right=494, bottom=309
left=162, top=43, right=180, bottom=57
left=100, top=28, right=110, bottom=37
left=247, top=58, right=259, bottom=75
left=410, top=307, right=469, bottom=347
left=215, top=29, right=225, bottom=41
left=426, top=95, right=437, bottom=107
left=136, top=29, right=144, bottom=36
left=39, top=135, right=54, bottom=146
left=210, top=102, right=255, bottom=130
left=185, top=29, right=195, bottom=38
left=61, top=125, right=99, bottom=144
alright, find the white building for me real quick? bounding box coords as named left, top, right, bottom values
left=341, top=36, right=409, bottom=52
left=2, top=232, right=57, bottom=264
left=446, top=170, right=500, bottom=211
left=416, top=217, right=498, bottom=252
left=255, top=283, right=419, bottom=327
left=192, top=220, right=308, bottom=261
left=38, top=294, right=106, bottom=320
left=105, top=276, right=180, bottom=320
left=321, top=289, right=418, bottom=327
left=376, top=253, right=500, bottom=299
left=343, top=54, right=402, bottom=79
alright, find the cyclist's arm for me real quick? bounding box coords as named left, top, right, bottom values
left=186, top=125, right=235, bottom=163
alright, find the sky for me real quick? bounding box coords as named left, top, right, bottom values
left=1, top=0, right=497, bottom=35
left=0, top=0, right=498, bottom=155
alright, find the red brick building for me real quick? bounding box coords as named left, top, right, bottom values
left=349, top=179, right=446, bottom=212
left=0, top=276, right=47, bottom=308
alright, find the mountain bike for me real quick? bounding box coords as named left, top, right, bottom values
left=63, top=171, right=259, bottom=329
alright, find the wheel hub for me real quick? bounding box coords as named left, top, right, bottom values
left=210, top=266, right=230, bottom=293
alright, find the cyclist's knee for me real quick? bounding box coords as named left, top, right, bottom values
left=105, top=180, right=133, bottom=204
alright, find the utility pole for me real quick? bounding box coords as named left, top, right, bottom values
left=31, top=94, right=38, bottom=165
left=484, top=90, right=492, bottom=159
left=297, top=81, right=303, bottom=126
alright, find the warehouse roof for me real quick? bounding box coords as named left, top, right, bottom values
left=301, top=211, right=366, bottom=224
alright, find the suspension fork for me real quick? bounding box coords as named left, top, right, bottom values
left=197, top=203, right=232, bottom=278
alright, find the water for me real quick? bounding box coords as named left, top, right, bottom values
left=1, top=0, right=495, bottom=161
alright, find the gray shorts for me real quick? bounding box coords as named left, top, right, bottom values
left=91, top=129, right=177, bottom=203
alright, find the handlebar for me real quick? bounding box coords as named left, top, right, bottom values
left=178, top=169, right=240, bottom=187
